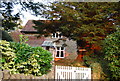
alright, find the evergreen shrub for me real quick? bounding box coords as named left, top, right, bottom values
left=0, top=40, right=53, bottom=76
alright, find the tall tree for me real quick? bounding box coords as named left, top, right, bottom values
left=34, top=2, right=120, bottom=60
left=103, top=27, right=120, bottom=80
left=0, top=1, right=45, bottom=41
left=0, top=1, right=45, bottom=31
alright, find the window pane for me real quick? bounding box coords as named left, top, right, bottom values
left=56, top=33, right=58, bottom=37
left=61, top=47, right=64, bottom=50
left=56, top=51, right=59, bottom=57
left=61, top=51, right=64, bottom=57
left=53, top=33, right=55, bottom=37
left=59, top=34, right=62, bottom=38
left=46, top=46, right=50, bottom=51
left=57, top=47, right=59, bottom=50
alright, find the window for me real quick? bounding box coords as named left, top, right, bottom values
left=56, top=47, right=65, bottom=58
left=46, top=46, right=50, bottom=51
left=52, top=32, right=62, bottom=38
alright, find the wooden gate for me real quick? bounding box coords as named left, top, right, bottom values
left=55, top=65, right=91, bottom=80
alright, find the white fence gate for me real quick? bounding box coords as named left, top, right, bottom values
left=55, top=65, right=91, bottom=80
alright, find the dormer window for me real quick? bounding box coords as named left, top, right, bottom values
left=52, top=32, right=62, bottom=38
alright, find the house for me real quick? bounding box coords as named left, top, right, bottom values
left=11, top=20, right=78, bottom=61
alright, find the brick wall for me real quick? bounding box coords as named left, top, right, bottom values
left=0, top=66, right=54, bottom=81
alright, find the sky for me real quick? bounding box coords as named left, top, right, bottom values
left=13, top=0, right=53, bottom=26
left=13, top=6, right=42, bottom=26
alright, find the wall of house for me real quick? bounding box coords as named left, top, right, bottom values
left=19, top=31, right=78, bottom=61
left=65, top=39, right=77, bottom=59
left=45, top=36, right=78, bottom=61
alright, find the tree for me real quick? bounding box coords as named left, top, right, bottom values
left=34, top=2, right=120, bottom=60
left=0, top=1, right=45, bottom=31
left=1, top=30, right=13, bottom=41
left=103, top=28, right=120, bottom=80
left=0, top=1, right=45, bottom=41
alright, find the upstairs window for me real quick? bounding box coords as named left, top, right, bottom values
left=56, top=47, right=65, bottom=58
left=52, top=32, right=62, bottom=38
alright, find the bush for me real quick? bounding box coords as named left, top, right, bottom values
left=0, top=40, right=16, bottom=71
left=83, top=54, right=109, bottom=80
left=103, top=28, right=120, bottom=80
left=1, top=30, right=13, bottom=41
left=83, top=55, right=95, bottom=67
left=1, top=40, right=53, bottom=76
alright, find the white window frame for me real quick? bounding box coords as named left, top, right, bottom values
left=52, top=32, right=63, bottom=38
left=55, top=47, right=65, bottom=58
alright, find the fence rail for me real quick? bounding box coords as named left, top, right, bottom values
left=55, top=65, right=91, bottom=80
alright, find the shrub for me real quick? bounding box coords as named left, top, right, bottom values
left=103, top=28, right=120, bottom=80
left=83, top=55, right=94, bottom=67
left=1, top=40, right=53, bottom=76
left=0, top=40, right=16, bottom=70
left=83, top=54, right=109, bottom=80
left=1, top=30, right=13, bottom=41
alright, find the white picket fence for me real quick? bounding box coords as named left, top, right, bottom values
left=55, top=65, right=91, bottom=80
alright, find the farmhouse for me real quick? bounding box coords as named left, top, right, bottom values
left=11, top=20, right=78, bottom=61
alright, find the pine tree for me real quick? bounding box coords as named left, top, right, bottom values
left=34, top=2, right=120, bottom=60
left=0, top=1, right=44, bottom=31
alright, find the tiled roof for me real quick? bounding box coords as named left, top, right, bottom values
left=26, top=36, right=45, bottom=47
left=21, top=20, right=37, bottom=32
left=21, top=20, right=59, bottom=32
left=10, top=31, right=45, bottom=47
left=10, top=31, right=22, bottom=42
left=10, top=20, right=60, bottom=47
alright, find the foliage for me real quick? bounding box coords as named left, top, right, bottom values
left=83, top=55, right=95, bottom=67
left=1, top=30, right=13, bottom=41
left=34, top=2, right=120, bottom=54
left=0, top=1, right=44, bottom=31
left=83, top=55, right=110, bottom=80
left=1, top=40, right=53, bottom=76
left=0, top=40, right=16, bottom=71
left=19, top=34, right=28, bottom=43
left=103, top=28, right=120, bottom=80
left=90, top=62, right=102, bottom=72
left=83, top=28, right=120, bottom=80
